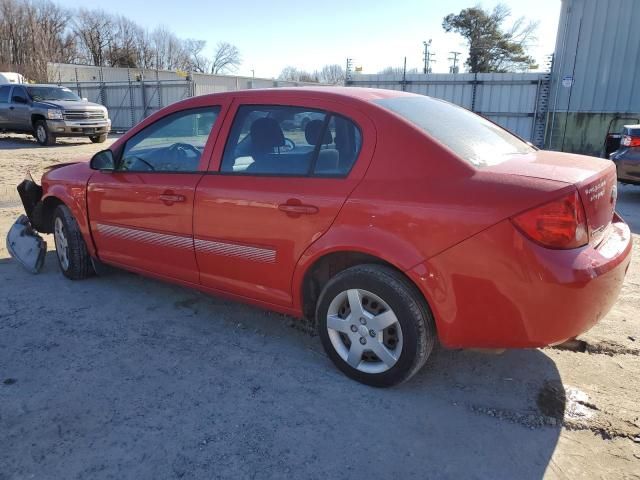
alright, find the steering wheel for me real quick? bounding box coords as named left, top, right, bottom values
left=282, top=138, right=295, bottom=152
left=168, top=142, right=201, bottom=161
left=122, top=155, right=155, bottom=171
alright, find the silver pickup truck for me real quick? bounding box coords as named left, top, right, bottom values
left=0, top=84, right=111, bottom=146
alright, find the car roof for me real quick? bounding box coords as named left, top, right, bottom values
left=199, top=86, right=419, bottom=105
left=0, top=83, right=66, bottom=88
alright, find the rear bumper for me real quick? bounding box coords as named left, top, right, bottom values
left=408, top=216, right=632, bottom=349
left=46, top=119, right=110, bottom=137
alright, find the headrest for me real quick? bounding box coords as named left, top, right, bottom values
left=305, top=120, right=332, bottom=145
left=250, top=117, right=284, bottom=152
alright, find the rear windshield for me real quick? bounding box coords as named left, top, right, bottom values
left=375, top=96, right=535, bottom=167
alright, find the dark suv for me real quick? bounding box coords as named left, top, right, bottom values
left=0, top=84, right=111, bottom=146
left=610, top=124, right=640, bottom=185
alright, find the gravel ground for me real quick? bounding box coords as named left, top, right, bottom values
left=1, top=133, right=639, bottom=479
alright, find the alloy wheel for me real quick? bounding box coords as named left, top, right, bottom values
left=54, top=216, right=69, bottom=270
left=326, top=288, right=403, bottom=374
left=36, top=125, right=46, bottom=143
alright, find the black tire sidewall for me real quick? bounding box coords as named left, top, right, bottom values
left=90, top=134, right=107, bottom=143
left=52, top=205, right=93, bottom=279
left=316, top=266, right=430, bottom=387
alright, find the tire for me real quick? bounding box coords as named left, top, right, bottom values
left=34, top=120, right=56, bottom=146
left=90, top=133, right=108, bottom=143
left=52, top=205, right=94, bottom=280
left=316, top=264, right=436, bottom=387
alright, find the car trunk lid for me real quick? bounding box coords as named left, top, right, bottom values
left=485, top=151, right=617, bottom=246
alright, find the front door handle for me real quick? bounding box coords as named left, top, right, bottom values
left=278, top=202, right=319, bottom=216
left=159, top=193, right=185, bottom=205
left=9, top=106, right=14, bottom=110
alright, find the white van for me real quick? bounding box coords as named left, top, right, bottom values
left=0, top=72, right=26, bottom=84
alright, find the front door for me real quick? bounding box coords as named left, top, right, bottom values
left=88, top=105, right=222, bottom=283
left=194, top=100, right=374, bottom=306
left=7, top=86, right=30, bottom=130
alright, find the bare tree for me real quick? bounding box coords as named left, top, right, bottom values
left=0, top=0, right=75, bottom=81
left=318, top=64, right=345, bottom=84
left=210, top=41, right=240, bottom=74
left=278, top=66, right=319, bottom=83
left=184, top=39, right=210, bottom=73
left=377, top=66, right=405, bottom=75
left=73, top=8, right=114, bottom=66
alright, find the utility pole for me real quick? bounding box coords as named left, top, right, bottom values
left=448, top=51, right=461, bottom=74
left=345, top=58, right=353, bottom=84
left=422, top=40, right=433, bottom=74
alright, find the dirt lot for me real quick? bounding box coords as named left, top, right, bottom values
left=1, top=133, right=639, bottom=479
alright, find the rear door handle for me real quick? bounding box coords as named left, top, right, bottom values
left=278, top=203, right=319, bottom=215
left=9, top=106, right=14, bottom=110
left=159, top=193, right=185, bottom=205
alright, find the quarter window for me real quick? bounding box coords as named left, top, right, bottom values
left=119, top=107, right=219, bottom=172
left=221, top=105, right=362, bottom=177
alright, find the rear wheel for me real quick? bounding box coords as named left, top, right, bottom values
left=34, top=120, right=56, bottom=146
left=316, top=264, right=436, bottom=387
left=53, top=205, right=94, bottom=280
left=90, top=133, right=108, bottom=143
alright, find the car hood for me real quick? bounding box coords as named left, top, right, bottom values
left=34, top=100, right=105, bottom=110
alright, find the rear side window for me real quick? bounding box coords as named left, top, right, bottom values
left=221, top=105, right=362, bottom=177
left=375, top=96, right=534, bottom=167
left=0, top=86, right=10, bottom=103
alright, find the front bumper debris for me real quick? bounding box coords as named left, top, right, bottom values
left=6, top=215, right=47, bottom=274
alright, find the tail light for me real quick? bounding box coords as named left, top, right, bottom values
left=511, top=190, right=588, bottom=249
left=621, top=135, right=640, bottom=148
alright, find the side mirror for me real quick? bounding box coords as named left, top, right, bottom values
left=90, top=149, right=115, bottom=171
left=82, top=97, right=88, bottom=102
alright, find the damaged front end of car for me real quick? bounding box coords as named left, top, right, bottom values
left=6, top=174, right=47, bottom=273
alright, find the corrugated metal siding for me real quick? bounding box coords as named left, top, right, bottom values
left=550, top=0, right=640, bottom=113
left=348, top=72, right=548, bottom=142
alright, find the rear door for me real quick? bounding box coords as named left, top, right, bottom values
left=194, top=98, right=375, bottom=306
left=88, top=104, right=226, bottom=283
left=0, top=85, right=11, bottom=128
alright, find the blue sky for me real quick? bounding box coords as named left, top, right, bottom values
left=61, top=0, right=562, bottom=78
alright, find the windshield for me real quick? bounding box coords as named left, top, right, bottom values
left=375, top=96, right=535, bottom=168
left=27, top=86, right=81, bottom=102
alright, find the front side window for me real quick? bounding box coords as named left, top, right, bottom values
left=0, top=86, right=10, bottom=103
left=221, top=105, right=362, bottom=177
left=119, top=107, right=220, bottom=172
left=375, top=96, right=535, bottom=168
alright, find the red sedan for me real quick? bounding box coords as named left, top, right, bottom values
left=13, top=88, right=632, bottom=386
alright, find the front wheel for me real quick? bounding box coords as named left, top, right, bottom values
left=53, top=205, right=94, bottom=280
left=316, top=264, right=436, bottom=387
left=90, top=133, right=108, bottom=143
left=34, top=120, right=56, bottom=146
